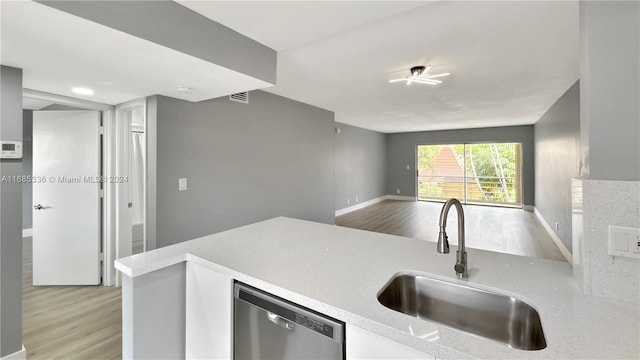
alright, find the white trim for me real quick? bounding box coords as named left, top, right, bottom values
left=534, top=207, right=572, bottom=263
left=523, top=205, right=534, bottom=211
left=22, top=228, right=33, bottom=237
left=146, top=97, right=157, bottom=251
left=2, top=345, right=26, bottom=360
left=385, top=195, right=416, bottom=201
left=23, top=88, right=113, bottom=111
left=103, top=109, right=116, bottom=287
left=335, top=196, right=386, bottom=217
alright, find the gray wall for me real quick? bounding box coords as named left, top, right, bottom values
left=0, top=65, right=23, bottom=357
left=38, top=0, right=276, bottom=84
left=153, top=90, right=335, bottom=248
left=386, top=126, right=535, bottom=206
left=534, top=81, right=580, bottom=252
left=334, top=122, right=386, bottom=211
left=22, top=110, right=33, bottom=229
left=122, top=263, right=185, bottom=359
left=579, top=1, right=640, bottom=181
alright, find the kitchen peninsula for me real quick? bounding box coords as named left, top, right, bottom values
left=115, top=217, right=639, bottom=359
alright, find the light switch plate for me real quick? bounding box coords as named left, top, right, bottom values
left=178, top=178, right=188, bottom=191
left=608, top=225, right=640, bottom=259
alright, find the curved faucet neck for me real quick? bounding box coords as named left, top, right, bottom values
left=439, top=199, right=465, bottom=253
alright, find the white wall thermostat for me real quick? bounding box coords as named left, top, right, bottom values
left=0, top=141, right=23, bottom=159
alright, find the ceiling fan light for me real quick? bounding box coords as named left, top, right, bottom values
left=390, top=65, right=449, bottom=86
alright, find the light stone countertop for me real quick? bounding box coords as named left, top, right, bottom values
left=115, top=217, right=639, bottom=359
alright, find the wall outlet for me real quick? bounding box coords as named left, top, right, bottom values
left=347, top=199, right=350, bottom=205
left=178, top=178, right=188, bottom=191
left=396, top=189, right=400, bottom=194
left=355, top=196, right=359, bottom=203
left=608, top=225, right=640, bottom=259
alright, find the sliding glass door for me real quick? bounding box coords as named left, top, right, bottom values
left=417, top=143, right=522, bottom=207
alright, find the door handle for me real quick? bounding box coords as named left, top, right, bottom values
left=34, top=204, right=45, bottom=210
left=267, top=312, right=295, bottom=331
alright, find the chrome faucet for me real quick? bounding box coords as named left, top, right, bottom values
left=436, top=198, right=468, bottom=278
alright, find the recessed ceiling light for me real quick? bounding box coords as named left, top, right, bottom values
left=72, top=87, right=94, bottom=96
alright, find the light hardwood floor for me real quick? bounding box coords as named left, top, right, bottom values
left=336, top=200, right=566, bottom=262
left=22, top=238, right=122, bottom=360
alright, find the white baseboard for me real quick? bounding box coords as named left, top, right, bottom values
left=533, top=207, right=572, bottom=263
left=22, top=228, right=32, bottom=238
left=2, top=345, right=26, bottom=360
left=385, top=195, right=416, bottom=201
left=335, top=196, right=386, bottom=217
left=335, top=195, right=416, bottom=217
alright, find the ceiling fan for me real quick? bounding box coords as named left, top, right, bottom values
left=389, top=65, right=450, bottom=85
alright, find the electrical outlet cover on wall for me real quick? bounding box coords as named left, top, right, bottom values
left=608, top=225, right=640, bottom=259
left=179, top=178, right=188, bottom=191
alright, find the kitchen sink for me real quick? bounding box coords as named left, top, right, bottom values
left=377, top=273, right=546, bottom=350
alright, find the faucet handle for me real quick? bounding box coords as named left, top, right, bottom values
left=454, top=250, right=469, bottom=278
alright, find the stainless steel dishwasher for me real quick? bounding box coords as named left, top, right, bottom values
left=234, top=282, right=345, bottom=359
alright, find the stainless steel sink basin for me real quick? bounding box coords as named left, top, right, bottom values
left=377, top=273, right=546, bottom=350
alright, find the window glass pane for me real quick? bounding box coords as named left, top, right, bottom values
left=417, top=143, right=522, bottom=207
left=465, top=143, right=520, bottom=205
left=417, top=144, right=465, bottom=201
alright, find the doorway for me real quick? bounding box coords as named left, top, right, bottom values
left=112, top=99, right=147, bottom=271
left=23, top=89, right=145, bottom=287
left=127, top=104, right=146, bottom=255
left=416, top=143, right=522, bottom=207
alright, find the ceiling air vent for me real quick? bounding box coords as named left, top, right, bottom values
left=229, top=92, right=249, bottom=104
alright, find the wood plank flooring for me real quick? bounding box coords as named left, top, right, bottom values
left=22, top=238, right=122, bottom=360
left=336, top=200, right=566, bottom=262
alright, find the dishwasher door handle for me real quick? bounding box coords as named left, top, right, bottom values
left=267, top=312, right=296, bottom=331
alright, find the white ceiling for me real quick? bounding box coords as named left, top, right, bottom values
left=181, top=1, right=580, bottom=133
left=1, top=0, right=272, bottom=106
left=176, top=1, right=433, bottom=51
left=3, top=1, right=579, bottom=133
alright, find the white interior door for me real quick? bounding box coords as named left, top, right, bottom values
left=32, top=110, right=101, bottom=285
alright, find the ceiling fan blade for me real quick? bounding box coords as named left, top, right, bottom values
left=422, top=72, right=450, bottom=79
left=424, top=65, right=432, bottom=74
left=389, top=78, right=408, bottom=83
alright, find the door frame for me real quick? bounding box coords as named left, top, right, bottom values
left=111, top=98, right=147, bottom=286
left=24, top=89, right=117, bottom=285
left=23, top=89, right=146, bottom=287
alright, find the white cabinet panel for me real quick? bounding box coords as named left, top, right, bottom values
left=186, top=262, right=233, bottom=359
left=346, top=324, right=434, bottom=360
